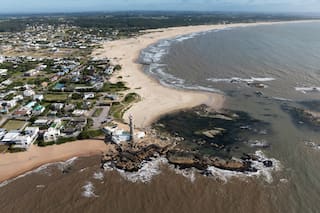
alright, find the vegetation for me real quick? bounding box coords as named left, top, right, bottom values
left=8, top=147, right=26, bottom=153
left=1, top=120, right=27, bottom=131
left=101, top=82, right=129, bottom=92
left=0, top=12, right=312, bottom=35
left=110, top=93, right=140, bottom=120
left=45, top=93, right=69, bottom=102
left=93, top=108, right=103, bottom=117
left=77, top=129, right=103, bottom=140
left=0, top=145, right=8, bottom=153
left=37, top=137, right=77, bottom=147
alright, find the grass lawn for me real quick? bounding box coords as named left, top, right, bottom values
left=45, top=93, right=69, bottom=102
left=2, top=120, right=27, bottom=131
left=110, top=93, right=140, bottom=120
left=0, top=145, right=8, bottom=153
left=93, top=108, right=103, bottom=117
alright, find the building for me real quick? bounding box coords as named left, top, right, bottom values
left=83, top=93, right=95, bottom=100
left=0, top=69, right=8, bottom=76
left=43, top=119, right=62, bottom=142
left=72, top=110, right=89, bottom=117
left=43, top=128, right=61, bottom=142
left=14, top=101, right=36, bottom=117
left=24, top=69, right=39, bottom=77
left=0, top=99, right=17, bottom=113
left=1, top=127, right=39, bottom=149
left=34, top=119, right=51, bottom=127
left=23, top=89, right=35, bottom=97
left=33, top=94, right=44, bottom=102
left=32, top=105, right=45, bottom=115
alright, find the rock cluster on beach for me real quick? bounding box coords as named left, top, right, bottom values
left=101, top=141, right=270, bottom=173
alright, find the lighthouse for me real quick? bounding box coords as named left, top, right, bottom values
left=129, top=114, right=134, bottom=142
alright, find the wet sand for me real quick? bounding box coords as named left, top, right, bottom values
left=0, top=140, right=107, bottom=182
left=92, top=20, right=317, bottom=128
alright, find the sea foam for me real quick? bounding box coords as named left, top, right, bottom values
left=82, top=181, right=99, bottom=198
left=103, top=151, right=281, bottom=184
left=207, top=77, right=275, bottom=83
left=0, top=157, right=78, bottom=188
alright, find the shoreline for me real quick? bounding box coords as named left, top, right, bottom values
left=0, top=140, right=107, bottom=183
left=93, top=19, right=319, bottom=128
left=0, top=19, right=319, bottom=184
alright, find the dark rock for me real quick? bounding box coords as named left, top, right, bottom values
left=263, top=160, right=273, bottom=167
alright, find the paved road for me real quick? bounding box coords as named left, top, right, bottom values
left=91, top=106, right=110, bottom=129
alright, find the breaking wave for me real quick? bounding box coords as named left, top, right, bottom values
left=82, top=181, right=99, bottom=198
left=139, top=28, right=231, bottom=94
left=0, top=157, right=78, bottom=188
left=103, top=157, right=168, bottom=183
left=102, top=151, right=281, bottom=184
left=295, top=86, right=320, bottom=94
left=206, top=150, right=281, bottom=184
left=207, top=77, right=275, bottom=83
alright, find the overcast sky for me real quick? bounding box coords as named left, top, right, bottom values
left=0, top=0, right=320, bottom=13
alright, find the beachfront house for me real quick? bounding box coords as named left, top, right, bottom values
left=1, top=127, right=39, bottom=149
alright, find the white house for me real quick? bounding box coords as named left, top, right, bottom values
left=83, top=93, right=95, bottom=100
left=0, top=69, right=8, bottom=76
left=1, top=127, right=39, bottom=149
left=43, top=128, right=61, bottom=142
left=33, top=94, right=44, bottom=101
left=23, top=89, right=35, bottom=97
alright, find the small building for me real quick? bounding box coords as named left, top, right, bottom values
left=51, top=103, right=64, bottom=111
left=72, top=110, right=89, bottom=117
left=23, top=89, right=35, bottom=97
left=43, top=128, right=61, bottom=142
left=33, top=94, right=44, bottom=102
left=1, top=127, right=39, bottom=149
left=1, top=79, right=12, bottom=86
left=24, top=69, right=39, bottom=77
left=34, top=119, right=51, bottom=127
left=0, top=69, right=8, bottom=76
left=83, top=93, right=95, bottom=100
left=32, top=105, right=45, bottom=115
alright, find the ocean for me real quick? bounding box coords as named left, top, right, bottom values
left=1, top=22, right=320, bottom=213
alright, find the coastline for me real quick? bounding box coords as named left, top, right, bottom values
left=0, top=140, right=107, bottom=183
left=0, top=19, right=319, bottom=184
left=92, top=20, right=319, bottom=128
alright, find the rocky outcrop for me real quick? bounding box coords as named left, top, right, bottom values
left=101, top=144, right=170, bottom=172
left=166, top=150, right=252, bottom=172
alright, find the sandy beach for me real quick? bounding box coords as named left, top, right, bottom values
left=0, top=20, right=317, bottom=184
left=0, top=140, right=107, bottom=183
left=93, top=20, right=317, bottom=128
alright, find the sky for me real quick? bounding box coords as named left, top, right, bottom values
left=0, top=0, right=319, bottom=14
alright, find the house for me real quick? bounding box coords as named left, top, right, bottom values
left=72, top=110, right=89, bottom=117
left=13, top=95, right=24, bottom=101
left=51, top=103, right=64, bottom=111
left=64, top=104, right=75, bottom=112
left=24, top=69, right=39, bottom=77
left=43, top=128, right=61, bottom=142
left=14, top=101, right=36, bottom=117
left=34, top=119, right=51, bottom=127
left=1, top=127, right=39, bottom=149
left=0, top=69, right=8, bottom=76
left=43, top=119, right=62, bottom=142
left=23, top=89, right=35, bottom=97
left=1, top=79, right=12, bottom=86
left=33, top=94, right=44, bottom=102
left=83, top=93, right=95, bottom=100
left=32, top=105, right=45, bottom=115
left=0, top=99, right=17, bottom=113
